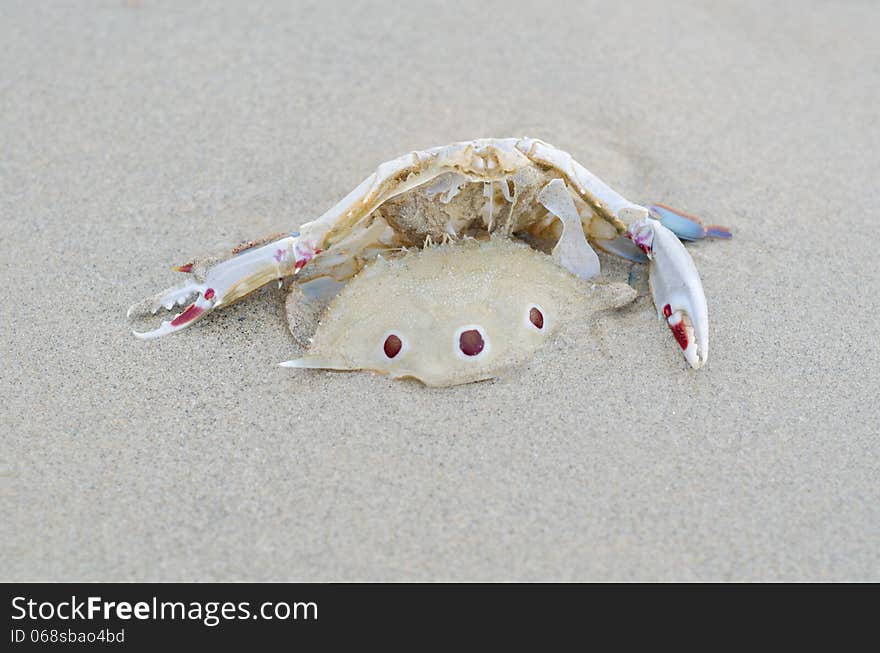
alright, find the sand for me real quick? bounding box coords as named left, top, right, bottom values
left=2, top=0, right=878, bottom=581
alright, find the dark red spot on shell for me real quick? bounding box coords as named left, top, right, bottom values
left=173, top=262, right=193, bottom=273
left=170, top=303, right=204, bottom=327
left=294, top=249, right=321, bottom=271
left=204, top=288, right=215, bottom=300
left=663, top=304, right=689, bottom=350
left=383, top=334, right=402, bottom=358
left=669, top=321, right=689, bottom=350
left=459, top=329, right=485, bottom=356
left=529, top=307, right=544, bottom=329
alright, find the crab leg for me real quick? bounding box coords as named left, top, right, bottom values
left=649, top=204, right=732, bottom=241
left=627, top=218, right=709, bottom=368
left=129, top=234, right=310, bottom=338
left=591, top=232, right=649, bottom=263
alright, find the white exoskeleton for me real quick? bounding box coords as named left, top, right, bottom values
left=129, top=138, right=730, bottom=384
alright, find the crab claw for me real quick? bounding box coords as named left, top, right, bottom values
left=627, top=218, right=709, bottom=368
left=129, top=234, right=313, bottom=338
left=132, top=284, right=215, bottom=339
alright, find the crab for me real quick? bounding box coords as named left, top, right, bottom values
left=128, top=137, right=730, bottom=386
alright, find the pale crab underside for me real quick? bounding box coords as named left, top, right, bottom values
left=283, top=238, right=638, bottom=387
left=128, top=137, right=730, bottom=384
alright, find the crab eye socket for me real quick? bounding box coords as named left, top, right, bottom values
left=383, top=333, right=403, bottom=358
left=453, top=325, right=489, bottom=360
left=529, top=306, right=544, bottom=329
left=458, top=328, right=485, bottom=356
left=526, top=304, right=546, bottom=331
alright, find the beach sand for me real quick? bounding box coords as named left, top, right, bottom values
left=2, top=0, right=878, bottom=581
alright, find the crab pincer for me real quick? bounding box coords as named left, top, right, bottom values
left=627, top=218, right=709, bottom=368
left=129, top=234, right=311, bottom=338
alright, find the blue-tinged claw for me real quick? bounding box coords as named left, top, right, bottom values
left=650, top=204, right=731, bottom=241
left=592, top=235, right=649, bottom=263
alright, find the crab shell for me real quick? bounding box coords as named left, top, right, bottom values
left=130, top=138, right=720, bottom=373
left=283, top=237, right=636, bottom=387
left=295, top=137, right=644, bottom=261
